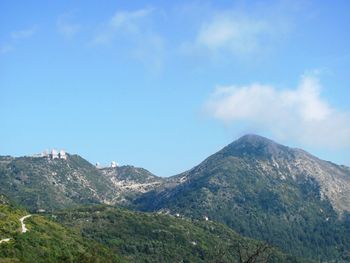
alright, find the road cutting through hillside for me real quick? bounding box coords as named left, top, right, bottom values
left=0, top=214, right=31, bottom=245
left=0, top=238, right=11, bottom=244
left=20, top=215, right=32, bottom=233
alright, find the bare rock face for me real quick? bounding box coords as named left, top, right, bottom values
left=99, top=166, right=164, bottom=204
left=288, top=150, right=350, bottom=214
left=209, top=134, right=350, bottom=215
left=133, top=134, right=350, bottom=261
left=222, top=134, right=350, bottom=214
left=0, top=154, right=165, bottom=211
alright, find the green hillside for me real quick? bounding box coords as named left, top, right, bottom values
left=1, top=194, right=307, bottom=262
left=53, top=205, right=307, bottom=263
left=0, top=196, right=122, bottom=263
left=134, top=135, right=350, bottom=261
left=0, top=155, right=117, bottom=211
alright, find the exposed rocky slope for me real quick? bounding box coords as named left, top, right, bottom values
left=173, top=134, right=350, bottom=215
left=99, top=165, right=164, bottom=204
left=0, top=155, right=163, bottom=212
left=134, top=135, right=350, bottom=261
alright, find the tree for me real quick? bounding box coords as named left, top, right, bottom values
left=237, top=242, right=273, bottom=263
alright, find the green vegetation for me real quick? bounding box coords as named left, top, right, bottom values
left=0, top=201, right=22, bottom=239
left=0, top=197, right=122, bottom=263
left=134, top=136, right=350, bottom=261
left=1, top=135, right=350, bottom=262
left=0, top=155, right=117, bottom=212
left=1, top=194, right=306, bottom=263
left=53, top=205, right=307, bottom=263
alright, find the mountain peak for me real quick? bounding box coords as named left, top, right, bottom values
left=236, top=134, right=274, bottom=144
left=221, top=134, right=291, bottom=159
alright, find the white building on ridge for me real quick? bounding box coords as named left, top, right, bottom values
left=59, top=150, right=67, bottom=160
left=37, top=149, right=67, bottom=160
left=51, top=149, right=59, bottom=159
left=111, top=161, right=118, bottom=168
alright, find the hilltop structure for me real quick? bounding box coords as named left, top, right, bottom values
left=59, top=150, right=67, bottom=160
left=51, top=149, right=59, bottom=159
left=37, top=149, right=67, bottom=160
left=95, top=161, right=119, bottom=169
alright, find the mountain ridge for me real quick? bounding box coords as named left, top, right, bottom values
left=133, top=134, right=350, bottom=261
left=1, top=135, right=350, bottom=260
left=0, top=154, right=164, bottom=211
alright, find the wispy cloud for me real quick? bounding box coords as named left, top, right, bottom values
left=110, top=8, right=154, bottom=31
left=91, top=7, right=165, bottom=73
left=57, top=13, right=81, bottom=38
left=11, top=26, right=37, bottom=40
left=0, top=44, right=14, bottom=54
left=181, top=2, right=294, bottom=60
left=196, top=15, right=271, bottom=56
left=92, top=7, right=154, bottom=45
left=1, top=26, right=37, bottom=55
left=204, top=74, right=350, bottom=148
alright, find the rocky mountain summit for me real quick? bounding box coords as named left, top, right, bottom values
left=216, top=134, right=350, bottom=214
left=154, top=134, right=350, bottom=215
left=134, top=134, right=350, bottom=260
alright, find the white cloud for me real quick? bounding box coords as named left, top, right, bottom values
left=57, top=14, right=81, bottom=38
left=110, top=8, right=154, bottom=30
left=205, top=75, right=350, bottom=148
left=11, top=26, right=37, bottom=40
left=93, top=7, right=154, bottom=45
left=181, top=2, right=295, bottom=59
left=196, top=15, right=271, bottom=55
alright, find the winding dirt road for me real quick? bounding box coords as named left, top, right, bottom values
left=0, top=214, right=32, bottom=245
left=0, top=238, right=11, bottom=244
left=20, top=215, right=32, bottom=233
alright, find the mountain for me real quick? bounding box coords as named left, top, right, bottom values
left=53, top=205, right=306, bottom=263
left=0, top=155, right=118, bottom=211
left=98, top=165, right=164, bottom=204
left=0, top=195, right=122, bottom=263
left=134, top=134, right=350, bottom=261
left=2, top=135, right=350, bottom=261
left=0, top=155, right=162, bottom=212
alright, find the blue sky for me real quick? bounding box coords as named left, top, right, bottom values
left=1, top=0, right=350, bottom=176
